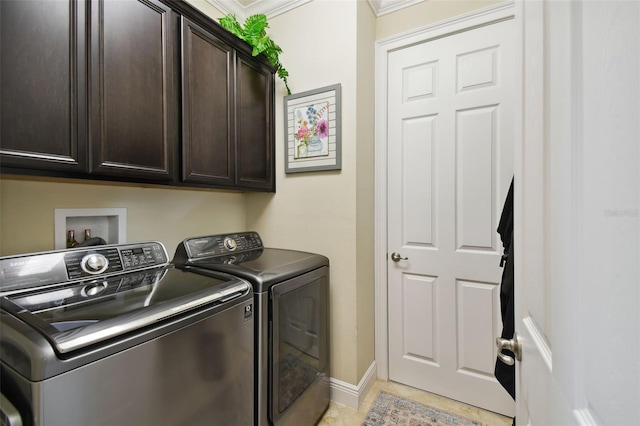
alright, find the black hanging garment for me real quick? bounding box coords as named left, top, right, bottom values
left=495, top=177, right=515, bottom=400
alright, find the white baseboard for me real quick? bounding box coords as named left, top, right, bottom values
left=328, top=361, right=377, bottom=409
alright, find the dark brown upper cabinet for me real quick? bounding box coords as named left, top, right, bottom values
left=236, top=53, right=275, bottom=191
left=1, top=0, right=275, bottom=192
left=88, top=0, right=178, bottom=182
left=181, top=17, right=275, bottom=192
left=0, top=0, right=87, bottom=173
left=181, top=17, right=235, bottom=187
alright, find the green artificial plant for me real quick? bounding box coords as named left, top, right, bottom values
left=219, top=13, right=291, bottom=95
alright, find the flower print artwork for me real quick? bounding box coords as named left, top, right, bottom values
left=284, top=83, right=341, bottom=173
left=293, top=102, right=330, bottom=159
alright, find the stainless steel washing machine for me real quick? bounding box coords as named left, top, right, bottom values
left=173, top=232, right=330, bottom=426
left=0, top=242, right=254, bottom=426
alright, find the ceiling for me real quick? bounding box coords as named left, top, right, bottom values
left=206, top=0, right=425, bottom=19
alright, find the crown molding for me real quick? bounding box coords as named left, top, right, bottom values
left=367, top=0, right=425, bottom=17
left=207, top=0, right=425, bottom=20
left=206, top=0, right=312, bottom=19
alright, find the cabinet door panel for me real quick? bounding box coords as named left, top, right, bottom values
left=0, top=0, right=86, bottom=172
left=236, top=55, right=275, bottom=191
left=181, top=17, right=234, bottom=186
left=89, top=0, right=176, bottom=181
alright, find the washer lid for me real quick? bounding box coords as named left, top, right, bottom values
left=1, top=267, right=250, bottom=354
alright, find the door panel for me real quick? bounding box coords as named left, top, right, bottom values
left=387, top=18, right=515, bottom=415
left=0, top=0, right=87, bottom=172
left=456, top=105, right=499, bottom=251
left=236, top=54, right=274, bottom=191
left=89, top=0, right=176, bottom=181
left=181, top=16, right=234, bottom=186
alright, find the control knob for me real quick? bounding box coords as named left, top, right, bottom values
left=224, top=237, right=237, bottom=251
left=81, top=253, right=109, bottom=274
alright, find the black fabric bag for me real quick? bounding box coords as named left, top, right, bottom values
left=495, top=178, right=515, bottom=400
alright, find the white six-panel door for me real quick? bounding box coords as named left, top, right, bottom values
left=386, top=18, right=516, bottom=415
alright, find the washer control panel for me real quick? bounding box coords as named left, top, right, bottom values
left=0, top=242, right=169, bottom=295
left=66, top=242, right=168, bottom=279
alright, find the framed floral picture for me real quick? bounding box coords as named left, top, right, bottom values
left=284, top=83, right=342, bottom=173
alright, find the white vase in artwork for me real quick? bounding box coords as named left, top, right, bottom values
left=307, top=136, right=323, bottom=156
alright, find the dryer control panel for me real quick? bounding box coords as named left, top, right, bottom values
left=179, top=232, right=263, bottom=260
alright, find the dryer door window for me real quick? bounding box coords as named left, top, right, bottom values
left=270, top=266, right=329, bottom=424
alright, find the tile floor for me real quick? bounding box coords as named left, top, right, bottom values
left=318, top=380, right=513, bottom=426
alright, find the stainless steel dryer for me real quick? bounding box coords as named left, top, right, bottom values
left=0, top=242, right=254, bottom=426
left=173, top=232, right=330, bottom=426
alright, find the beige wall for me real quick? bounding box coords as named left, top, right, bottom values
left=185, top=0, right=224, bottom=19
left=0, top=177, right=246, bottom=256
left=246, top=0, right=367, bottom=385
left=376, top=0, right=503, bottom=40
left=355, top=0, right=377, bottom=384
left=0, top=0, right=506, bottom=390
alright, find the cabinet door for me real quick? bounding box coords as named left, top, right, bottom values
left=88, top=0, right=177, bottom=182
left=180, top=17, right=235, bottom=186
left=0, top=0, right=87, bottom=172
left=236, top=54, right=275, bottom=192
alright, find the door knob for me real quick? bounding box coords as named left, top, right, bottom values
left=496, top=333, right=522, bottom=365
left=390, top=252, right=408, bottom=262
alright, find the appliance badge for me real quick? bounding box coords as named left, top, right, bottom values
left=244, top=304, right=253, bottom=322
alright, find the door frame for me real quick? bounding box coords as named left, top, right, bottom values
left=374, top=1, right=517, bottom=382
